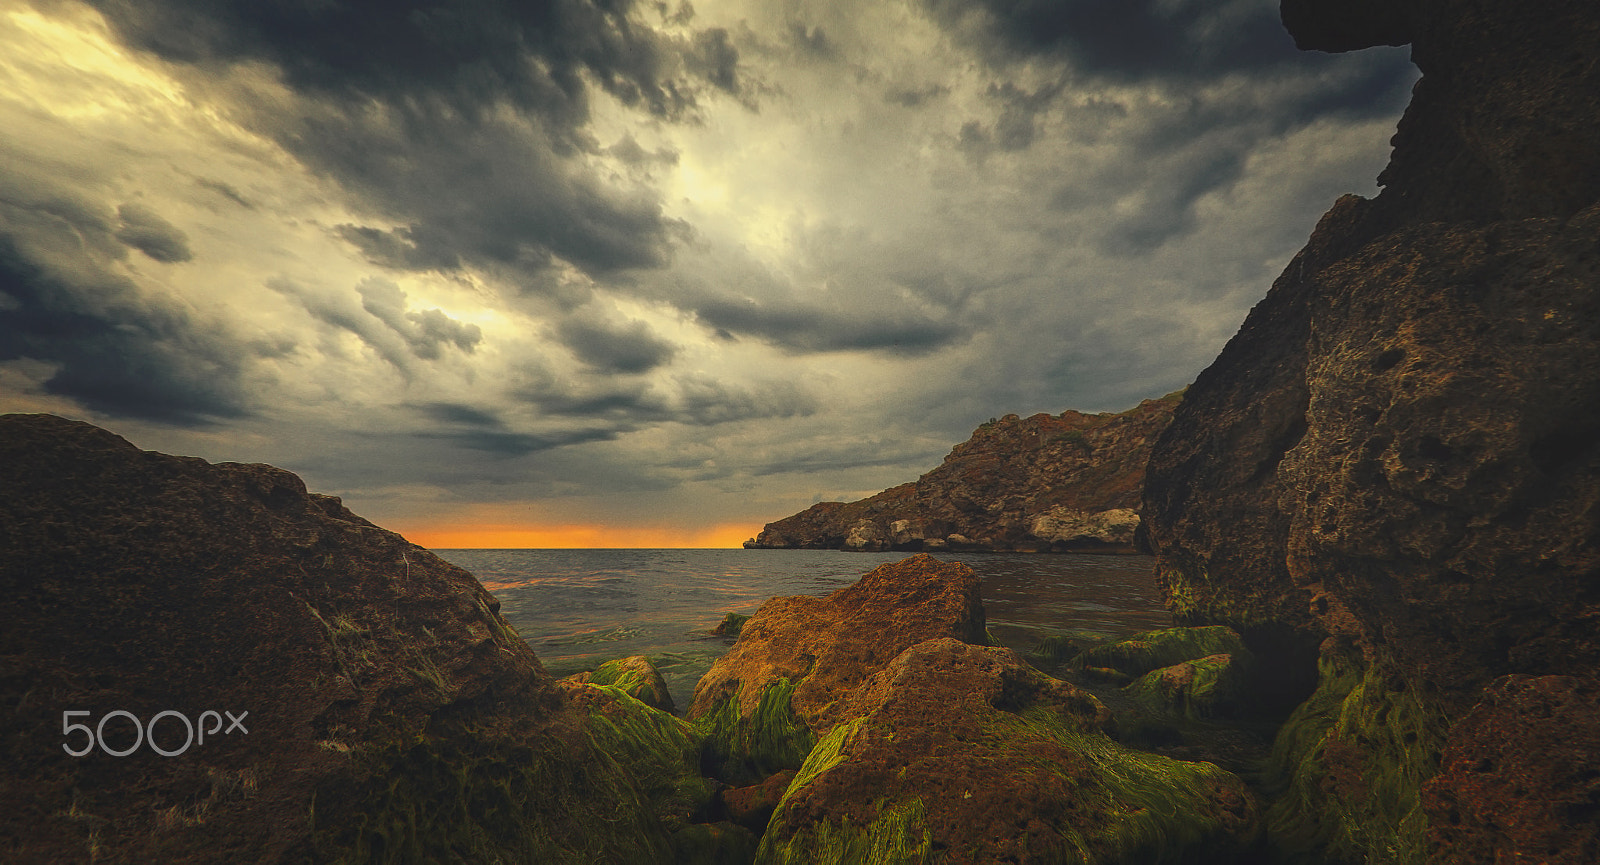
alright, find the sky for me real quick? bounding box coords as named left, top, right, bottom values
left=0, top=0, right=1416, bottom=548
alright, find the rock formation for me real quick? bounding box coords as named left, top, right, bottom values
left=1143, top=1, right=1600, bottom=861
left=688, top=554, right=987, bottom=783
left=757, top=639, right=1260, bottom=864
left=748, top=392, right=1180, bottom=553
left=0, top=414, right=734, bottom=863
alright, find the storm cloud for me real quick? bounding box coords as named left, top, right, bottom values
left=0, top=0, right=1420, bottom=539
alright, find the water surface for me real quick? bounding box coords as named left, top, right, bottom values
left=435, top=549, right=1173, bottom=710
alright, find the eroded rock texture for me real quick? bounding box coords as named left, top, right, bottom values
left=748, top=393, right=1179, bottom=553
left=0, top=414, right=710, bottom=863
left=688, top=554, right=986, bottom=782
left=1145, top=0, right=1600, bottom=861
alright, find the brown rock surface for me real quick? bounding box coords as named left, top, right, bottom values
left=688, top=554, right=985, bottom=781
left=748, top=393, right=1180, bottom=552
left=758, top=638, right=1259, bottom=864
left=1143, top=0, right=1600, bottom=860
left=0, top=413, right=701, bottom=863
left=1422, top=675, right=1600, bottom=864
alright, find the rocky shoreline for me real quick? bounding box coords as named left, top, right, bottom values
left=0, top=420, right=1275, bottom=862
left=4, top=0, right=1597, bottom=861
left=745, top=393, right=1179, bottom=554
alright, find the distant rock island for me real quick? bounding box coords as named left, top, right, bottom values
left=745, top=391, right=1181, bottom=553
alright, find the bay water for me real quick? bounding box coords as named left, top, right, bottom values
left=434, top=548, right=1173, bottom=712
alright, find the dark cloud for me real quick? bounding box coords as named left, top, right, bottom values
left=195, top=177, right=254, bottom=209
left=687, top=29, right=742, bottom=95
left=788, top=22, right=837, bottom=58
left=86, top=0, right=735, bottom=285
left=356, top=278, right=482, bottom=360
left=692, top=298, right=972, bottom=356
left=517, top=371, right=816, bottom=429
left=114, top=203, right=193, bottom=262
left=335, top=224, right=461, bottom=272
left=417, top=426, right=622, bottom=457
left=0, top=235, right=248, bottom=426
left=269, top=277, right=480, bottom=369
left=556, top=310, right=677, bottom=374
left=923, top=0, right=1309, bottom=78
left=885, top=83, right=951, bottom=108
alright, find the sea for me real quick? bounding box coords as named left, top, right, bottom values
left=434, top=548, right=1174, bottom=712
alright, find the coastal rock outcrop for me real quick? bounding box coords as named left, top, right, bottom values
left=757, top=638, right=1261, bottom=864
left=1143, top=1, right=1600, bottom=861
left=0, top=414, right=722, bottom=863
left=687, top=554, right=986, bottom=783
left=748, top=392, right=1180, bottom=553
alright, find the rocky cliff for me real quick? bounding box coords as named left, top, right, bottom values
left=1144, top=1, right=1600, bottom=862
left=748, top=392, right=1181, bottom=553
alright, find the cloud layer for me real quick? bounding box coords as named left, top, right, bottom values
left=0, top=0, right=1417, bottom=539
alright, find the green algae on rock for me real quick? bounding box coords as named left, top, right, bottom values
left=1125, top=653, right=1253, bottom=722
left=688, top=554, right=986, bottom=785
left=1077, top=625, right=1251, bottom=680
left=1260, top=643, right=1447, bottom=865
left=757, top=639, right=1260, bottom=865
left=567, top=655, right=677, bottom=713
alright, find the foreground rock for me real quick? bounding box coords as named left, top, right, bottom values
left=747, top=393, right=1179, bottom=552
left=688, top=554, right=985, bottom=783
left=758, top=639, right=1261, bottom=864
left=1143, top=1, right=1600, bottom=861
left=0, top=414, right=723, bottom=863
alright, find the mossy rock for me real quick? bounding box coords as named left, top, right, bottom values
left=1261, top=643, right=1447, bottom=865
left=694, top=678, right=817, bottom=785
left=689, top=555, right=986, bottom=785
left=713, top=612, right=751, bottom=638
left=571, top=655, right=676, bottom=713
left=1078, top=625, right=1251, bottom=679
left=314, top=682, right=715, bottom=863
left=1125, top=653, right=1252, bottom=721
left=757, top=639, right=1261, bottom=865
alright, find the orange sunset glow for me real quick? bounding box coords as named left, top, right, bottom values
left=397, top=521, right=757, bottom=550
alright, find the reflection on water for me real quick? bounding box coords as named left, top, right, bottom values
left=435, top=548, right=1173, bottom=712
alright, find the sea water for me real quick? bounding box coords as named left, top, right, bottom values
left=434, top=548, right=1173, bottom=711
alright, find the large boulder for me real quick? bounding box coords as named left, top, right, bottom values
left=1143, top=1, right=1600, bottom=860
left=688, top=554, right=985, bottom=783
left=0, top=414, right=711, bottom=863
left=757, top=639, right=1261, bottom=864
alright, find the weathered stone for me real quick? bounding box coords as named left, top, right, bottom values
left=0, top=414, right=700, bottom=863
left=1422, top=675, right=1600, bottom=865
left=750, top=393, right=1180, bottom=552
left=1143, top=2, right=1600, bottom=860
left=757, top=638, right=1259, bottom=865
left=719, top=769, right=797, bottom=832
left=1125, top=654, right=1253, bottom=722
left=688, top=554, right=985, bottom=783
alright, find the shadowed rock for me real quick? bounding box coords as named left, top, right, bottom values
left=0, top=413, right=715, bottom=863
left=1143, top=1, right=1600, bottom=860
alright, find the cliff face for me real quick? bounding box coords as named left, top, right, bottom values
left=749, top=392, right=1180, bottom=553
left=1145, top=1, right=1600, bottom=861
left=0, top=414, right=724, bottom=863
